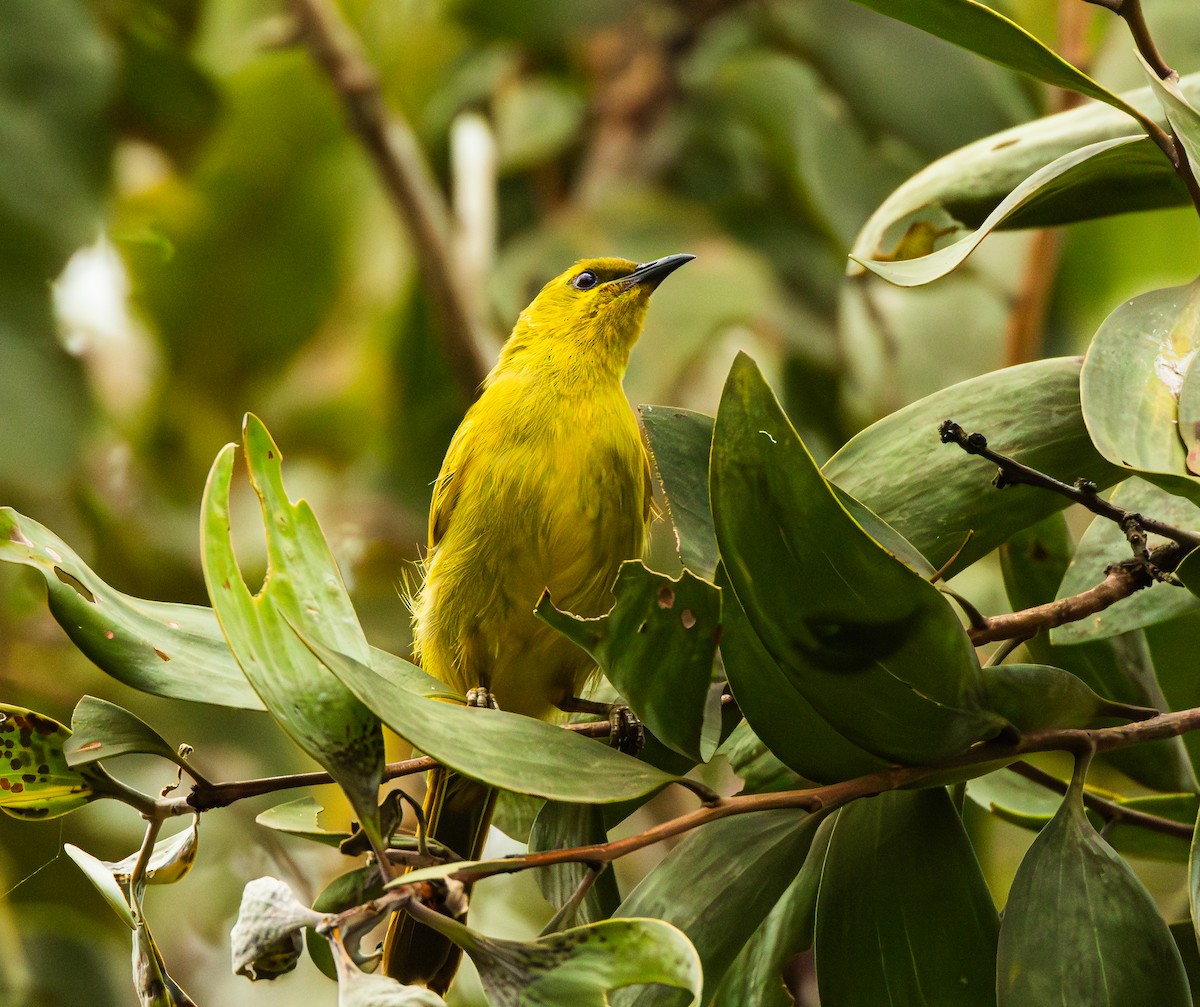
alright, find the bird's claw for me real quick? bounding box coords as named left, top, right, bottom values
left=465, top=687, right=499, bottom=710
left=609, top=705, right=644, bottom=756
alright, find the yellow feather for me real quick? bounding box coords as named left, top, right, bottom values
left=384, top=253, right=692, bottom=990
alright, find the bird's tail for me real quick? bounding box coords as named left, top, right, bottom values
left=382, top=766, right=496, bottom=992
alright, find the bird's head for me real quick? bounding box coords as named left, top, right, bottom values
left=499, top=254, right=694, bottom=377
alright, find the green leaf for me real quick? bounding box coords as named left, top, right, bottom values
left=296, top=626, right=676, bottom=803
left=200, top=415, right=384, bottom=847
left=712, top=353, right=1003, bottom=764
left=103, top=817, right=201, bottom=886
left=64, top=843, right=135, bottom=929
left=996, top=760, right=1191, bottom=1005
left=825, top=356, right=1122, bottom=576
left=1001, top=514, right=1197, bottom=794
left=536, top=562, right=723, bottom=762
left=815, top=789, right=998, bottom=1006
left=418, top=913, right=701, bottom=1007
left=0, top=705, right=101, bottom=820
left=846, top=0, right=1150, bottom=126
left=133, top=918, right=196, bottom=1006
left=708, top=815, right=835, bottom=1007
left=853, top=135, right=1144, bottom=286
left=641, top=405, right=719, bottom=579
left=255, top=796, right=352, bottom=849
left=719, top=720, right=806, bottom=795
left=530, top=801, right=620, bottom=928
left=716, top=564, right=890, bottom=784
left=64, top=696, right=190, bottom=772
left=1052, top=479, right=1200, bottom=642
left=1080, top=277, right=1200, bottom=504
left=981, top=663, right=1155, bottom=732
left=0, top=507, right=263, bottom=710
left=1140, top=56, right=1200, bottom=190
left=307, top=865, right=388, bottom=980
left=612, top=809, right=820, bottom=1004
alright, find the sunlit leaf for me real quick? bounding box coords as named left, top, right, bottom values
left=537, top=562, right=723, bottom=762
left=853, top=136, right=1143, bottom=286
left=104, top=817, right=200, bottom=886
left=996, top=760, right=1191, bottom=1004
left=712, top=353, right=1003, bottom=764
left=200, top=416, right=385, bottom=848
left=255, top=796, right=352, bottom=849
left=0, top=705, right=103, bottom=820
left=815, top=789, right=998, bottom=1006
left=1080, top=277, right=1200, bottom=504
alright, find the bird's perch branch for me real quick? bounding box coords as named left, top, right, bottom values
left=287, top=0, right=490, bottom=398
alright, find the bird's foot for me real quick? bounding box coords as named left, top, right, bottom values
left=465, top=687, right=499, bottom=710
left=607, top=704, right=644, bottom=756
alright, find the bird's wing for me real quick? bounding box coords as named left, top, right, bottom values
left=429, top=419, right=475, bottom=549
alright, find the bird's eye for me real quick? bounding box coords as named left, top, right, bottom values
left=571, top=270, right=598, bottom=290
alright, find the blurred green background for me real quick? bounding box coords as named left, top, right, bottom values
left=5, top=0, right=1200, bottom=1003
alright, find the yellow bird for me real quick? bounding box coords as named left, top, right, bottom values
left=383, top=253, right=693, bottom=990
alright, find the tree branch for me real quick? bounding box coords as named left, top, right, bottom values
left=287, top=0, right=490, bottom=398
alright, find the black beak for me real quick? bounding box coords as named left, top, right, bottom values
left=619, top=253, right=695, bottom=291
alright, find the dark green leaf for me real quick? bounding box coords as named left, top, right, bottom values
left=537, top=562, right=723, bottom=762
left=612, top=809, right=820, bottom=1005
left=712, top=353, right=1003, bottom=764
left=825, top=356, right=1122, bottom=575
left=1002, top=514, right=1196, bottom=793
left=997, top=761, right=1191, bottom=1004
left=815, top=789, right=998, bottom=1006
left=719, top=720, right=806, bottom=795
left=0, top=705, right=100, bottom=820
left=847, top=0, right=1149, bottom=125
left=981, top=663, right=1155, bottom=732
left=297, top=627, right=676, bottom=803
left=530, top=801, right=620, bottom=927
left=1080, top=278, right=1200, bottom=505
left=200, top=415, right=385, bottom=848
left=716, top=564, right=890, bottom=784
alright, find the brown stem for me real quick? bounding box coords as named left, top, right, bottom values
left=1009, top=760, right=1193, bottom=839
left=287, top=0, right=490, bottom=398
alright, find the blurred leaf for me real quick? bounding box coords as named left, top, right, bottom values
left=825, top=357, right=1123, bottom=575
left=996, top=761, right=1191, bottom=1005
left=65, top=695, right=187, bottom=771
left=307, top=865, right=388, bottom=981
left=530, top=801, right=620, bottom=928
left=716, top=564, right=890, bottom=785
left=494, top=76, right=584, bottom=174
left=104, top=817, right=200, bottom=887
left=711, top=353, right=1003, bottom=764
left=0, top=507, right=264, bottom=710
left=1052, top=479, right=1200, bottom=642
left=981, top=663, right=1155, bottom=732
left=641, top=405, right=719, bottom=579
left=815, top=789, right=998, bottom=1006
left=255, top=796, right=352, bottom=849
left=612, top=809, right=820, bottom=1005
left=1080, top=278, right=1200, bottom=505
left=850, top=74, right=1200, bottom=264
left=854, top=136, right=1143, bottom=286
left=969, top=769, right=1195, bottom=863
left=1002, top=514, right=1196, bottom=793
left=64, top=843, right=135, bottom=929
left=200, top=416, right=385, bottom=848
left=297, top=626, right=676, bottom=803
left=0, top=705, right=101, bottom=820
left=536, top=562, right=723, bottom=762
left=230, top=877, right=324, bottom=982
left=848, top=0, right=1147, bottom=122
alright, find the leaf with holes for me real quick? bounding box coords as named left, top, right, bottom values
left=201, top=415, right=385, bottom=851
left=537, top=562, right=723, bottom=762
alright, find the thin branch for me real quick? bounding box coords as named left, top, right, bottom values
left=287, top=0, right=490, bottom=398
left=939, top=420, right=1200, bottom=550
left=1009, top=759, right=1193, bottom=840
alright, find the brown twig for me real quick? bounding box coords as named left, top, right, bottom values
left=1009, top=760, right=1193, bottom=840
left=287, top=0, right=490, bottom=398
